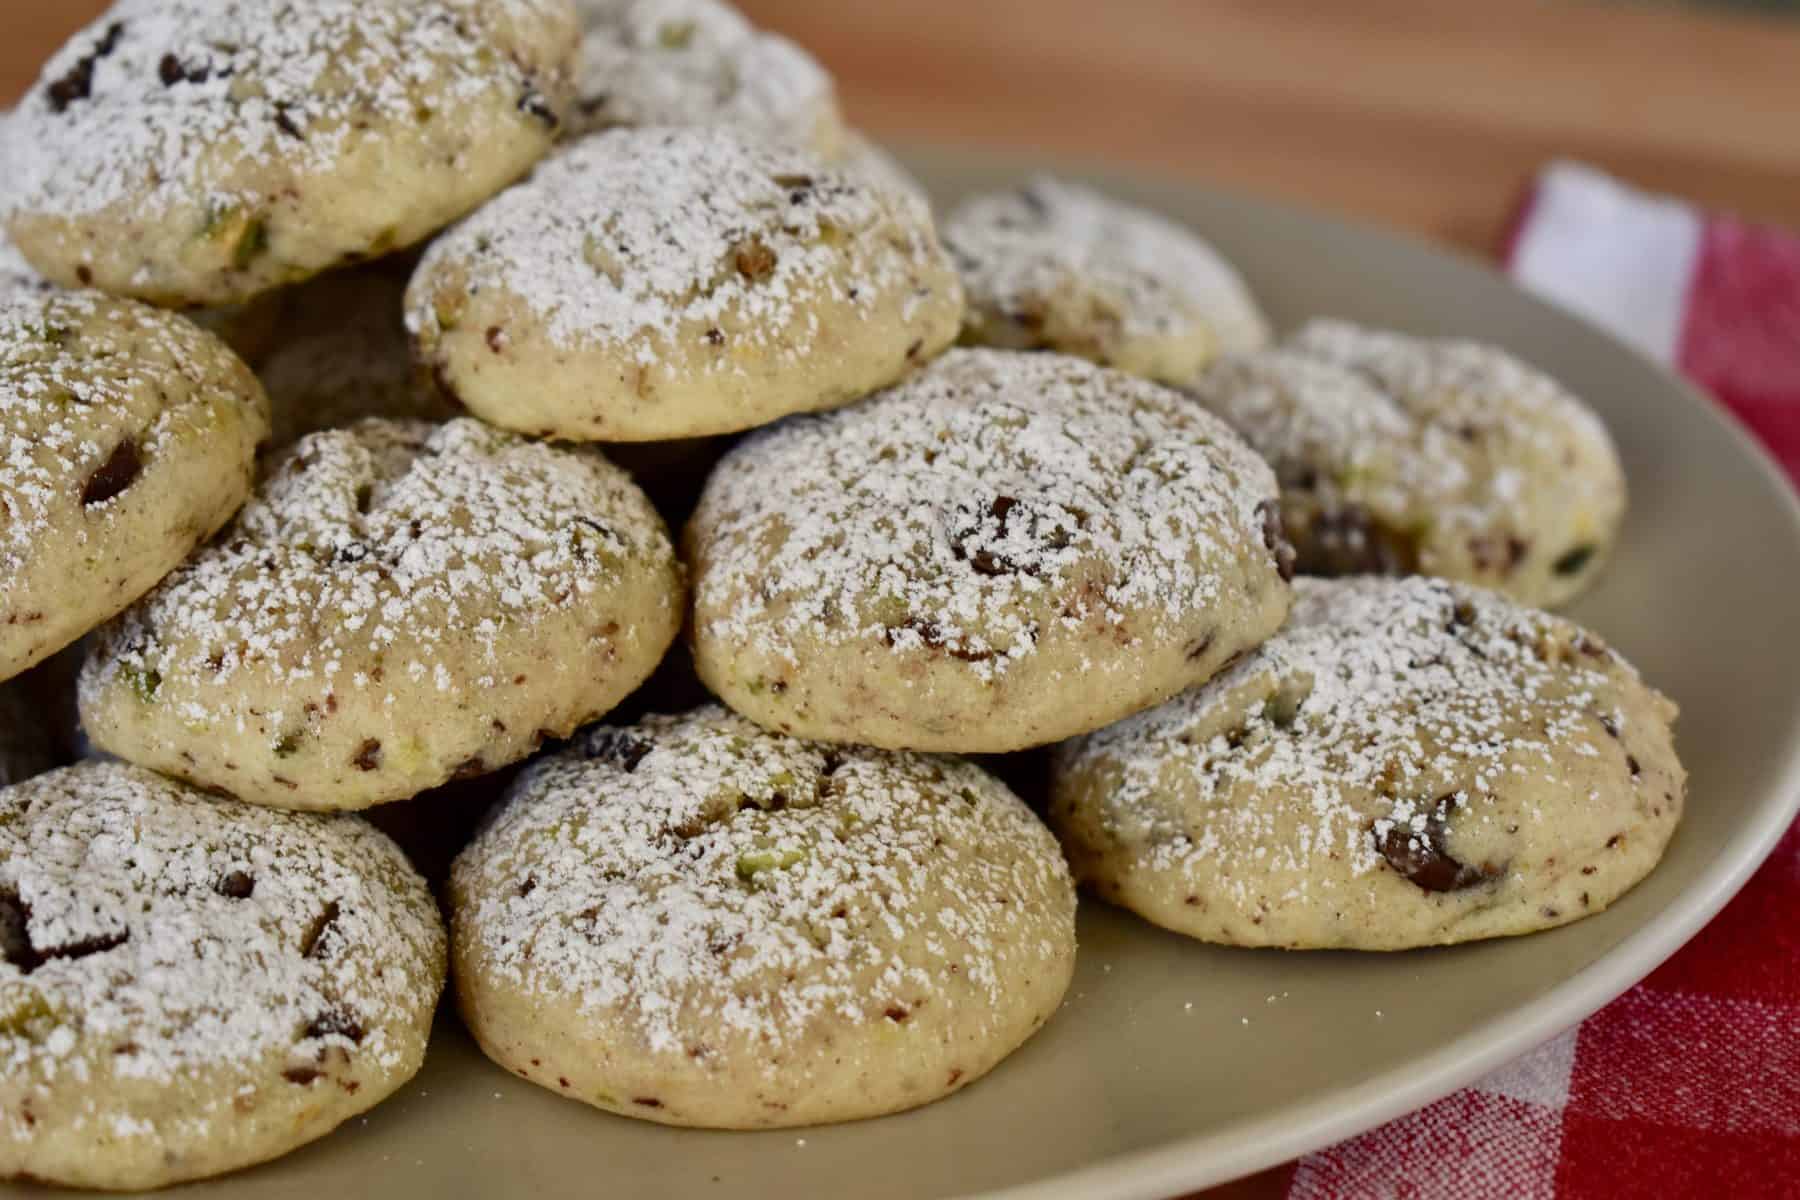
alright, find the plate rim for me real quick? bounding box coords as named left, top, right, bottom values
left=904, top=148, right=1800, bottom=1200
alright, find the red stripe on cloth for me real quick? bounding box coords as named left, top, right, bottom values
left=1568, top=987, right=1800, bottom=1136
left=1287, top=1090, right=1564, bottom=1200
left=1641, top=822, right=1799, bottom=1003
left=1555, top=1115, right=1800, bottom=1200
left=1676, top=215, right=1800, bottom=486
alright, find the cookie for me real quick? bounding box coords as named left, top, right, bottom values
left=0, top=761, right=444, bottom=1190
left=1189, top=319, right=1628, bottom=607
left=407, top=127, right=962, bottom=442
left=80, top=417, right=683, bottom=811
left=448, top=705, right=1076, bottom=1128
left=570, top=0, right=843, bottom=153
left=1050, top=576, right=1684, bottom=950
left=0, top=289, right=269, bottom=683
left=256, top=264, right=456, bottom=449
left=685, top=348, right=1294, bottom=752
left=943, top=177, right=1270, bottom=385
left=2, top=0, right=579, bottom=306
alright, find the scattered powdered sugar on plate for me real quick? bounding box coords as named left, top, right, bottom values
left=1057, top=576, right=1644, bottom=890
left=2, top=0, right=568, bottom=223
left=570, top=0, right=838, bottom=145
left=451, top=705, right=1073, bottom=1059
left=83, top=417, right=674, bottom=709
left=408, top=126, right=922, bottom=360
left=0, top=761, right=442, bottom=1099
left=943, top=177, right=1271, bottom=353
left=689, top=348, right=1280, bottom=678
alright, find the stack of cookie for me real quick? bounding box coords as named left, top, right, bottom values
left=0, top=0, right=1684, bottom=1189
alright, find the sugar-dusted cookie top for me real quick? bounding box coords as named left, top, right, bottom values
left=449, top=704, right=1075, bottom=1127
left=1190, top=319, right=1627, bottom=606
left=1051, top=576, right=1683, bottom=949
left=570, top=0, right=842, bottom=152
left=3, top=0, right=579, bottom=305
left=0, top=288, right=268, bottom=681
left=0, top=761, right=444, bottom=1189
left=407, top=126, right=962, bottom=441
left=944, top=176, right=1270, bottom=385
left=81, top=418, right=682, bottom=810
left=687, top=348, right=1292, bottom=751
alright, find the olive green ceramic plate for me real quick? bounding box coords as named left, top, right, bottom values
left=19, top=151, right=1800, bottom=1200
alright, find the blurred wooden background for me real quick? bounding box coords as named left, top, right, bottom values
left=3, top=2, right=1798, bottom=1197
left=11, top=0, right=1800, bottom=251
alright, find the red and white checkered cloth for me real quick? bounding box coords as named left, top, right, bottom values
left=1283, top=163, right=1800, bottom=1199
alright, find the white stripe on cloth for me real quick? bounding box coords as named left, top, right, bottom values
left=1509, top=161, right=1703, bottom=366
left=1473, top=1026, right=1580, bottom=1109
left=1286, top=1029, right=1578, bottom=1199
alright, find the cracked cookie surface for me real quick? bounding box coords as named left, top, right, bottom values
left=80, top=417, right=682, bottom=811
left=449, top=704, right=1076, bottom=1128
left=406, top=126, right=963, bottom=441
left=1187, top=319, right=1628, bottom=607
left=569, top=0, right=842, bottom=152
left=944, top=177, right=1270, bottom=386
left=0, top=761, right=444, bottom=1189
left=2, top=0, right=578, bottom=306
left=685, top=348, right=1292, bottom=752
left=1050, top=576, right=1684, bottom=949
left=0, top=289, right=268, bottom=683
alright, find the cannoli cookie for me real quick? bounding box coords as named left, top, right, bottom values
left=449, top=705, right=1076, bottom=1127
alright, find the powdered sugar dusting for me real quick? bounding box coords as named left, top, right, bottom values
left=570, top=0, right=838, bottom=147
left=82, top=417, right=675, bottom=707
left=451, top=705, right=1073, bottom=1059
left=0, top=762, right=442, bottom=1117
left=1057, top=576, right=1645, bottom=898
left=408, top=126, right=928, bottom=359
left=0, top=289, right=257, bottom=576
left=689, top=348, right=1279, bottom=679
left=1286, top=318, right=1618, bottom=516
left=1187, top=319, right=1627, bottom=600
left=2, top=0, right=569, bottom=222
left=944, top=177, right=1271, bottom=354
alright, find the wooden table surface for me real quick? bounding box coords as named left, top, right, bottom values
left=4, top=2, right=1798, bottom=1197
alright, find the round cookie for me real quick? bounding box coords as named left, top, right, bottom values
left=0, top=289, right=269, bottom=683
left=1188, top=319, right=1626, bottom=608
left=0, top=761, right=445, bottom=1190
left=80, top=417, right=683, bottom=811
left=569, top=0, right=843, bottom=153
left=448, top=705, right=1076, bottom=1128
left=1050, top=576, right=1684, bottom=950
left=943, top=177, right=1270, bottom=386
left=685, top=348, right=1294, bottom=752
left=407, top=127, right=962, bottom=442
left=2, top=0, right=579, bottom=306
left=256, top=264, right=457, bottom=449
